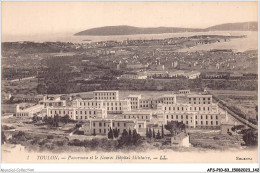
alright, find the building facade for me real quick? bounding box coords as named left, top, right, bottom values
left=46, top=107, right=107, bottom=120
left=80, top=119, right=138, bottom=135
left=16, top=90, right=230, bottom=135
left=93, top=90, right=119, bottom=101
left=39, top=96, right=66, bottom=108
left=16, top=104, right=44, bottom=117
left=127, top=95, right=141, bottom=109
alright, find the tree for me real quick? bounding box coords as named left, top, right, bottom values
left=53, top=115, right=56, bottom=127
left=231, top=125, right=245, bottom=140
left=132, top=129, right=142, bottom=146
left=108, top=127, right=114, bottom=139
left=128, top=128, right=132, bottom=144
left=156, top=130, right=161, bottom=139
left=241, top=129, right=258, bottom=146
left=146, top=128, right=149, bottom=137
left=113, top=128, right=118, bottom=138
left=147, top=128, right=152, bottom=141
left=118, top=129, right=129, bottom=147
left=37, top=84, right=47, bottom=94
left=231, top=125, right=244, bottom=133
left=53, top=114, right=60, bottom=127
left=161, top=125, right=164, bottom=138
left=112, top=129, right=116, bottom=138
left=63, top=114, right=70, bottom=124
left=68, top=139, right=81, bottom=146
left=11, top=131, right=26, bottom=143
left=164, top=121, right=178, bottom=136
left=152, top=128, right=155, bottom=138
left=115, top=128, right=119, bottom=138
left=32, top=114, right=39, bottom=123
left=231, top=125, right=245, bottom=132
left=121, top=129, right=128, bottom=138
left=165, top=121, right=185, bottom=136
left=43, top=115, right=48, bottom=122
left=177, top=122, right=186, bottom=132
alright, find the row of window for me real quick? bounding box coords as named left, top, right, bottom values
left=50, top=110, right=97, bottom=115
left=189, top=102, right=211, bottom=104
left=140, top=105, right=149, bottom=108
left=78, top=102, right=124, bottom=108
left=162, top=102, right=175, bottom=104
left=167, top=120, right=219, bottom=126
left=107, top=107, right=122, bottom=111
left=104, top=102, right=122, bottom=106
left=129, top=98, right=138, bottom=101
left=50, top=110, right=72, bottom=115
left=92, top=122, right=131, bottom=127
left=76, top=115, right=96, bottom=120
left=93, top=128, right=122, bottom=134
left=92, top=122, right=128, bottom=127
left=163, top=98, right=175, bottom=100
left=179, top=91, right=190, bottom=94
left=79, top=102, right=99, bottom=106
left=164, top=106, right=211, bottom=111
left=43, top=102, right=62, bottom=106
left=140, top=100, right=163, bottom=104
left=76, top=110, right=96, bottom=115
left=198, top=121, right=218, bottom=125
left=17, top=113, right=28, bottom=116
left=140, top=101, right=149, bottom=104
left=139, top=102, right=174, bottom=106
left=123, top=115, right=149, bottom=120
left=95, top=93, right=116, bottom=96
left=189, top=97, right=211, bottom=101
left=95, top=97, right=116, bottom=100
left=166, top=115, right=219, bottom=120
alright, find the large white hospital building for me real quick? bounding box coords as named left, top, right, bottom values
left=16, top=90, right=228, bottom=135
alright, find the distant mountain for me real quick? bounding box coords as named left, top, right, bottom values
left=74, top=25, right=203, bottom=36
left=205, top=22, right=258, bottom=31
left=74, top=22, right=257, bottom=36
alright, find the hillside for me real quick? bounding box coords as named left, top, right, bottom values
left=205, top=22, right=258, bottom=31
left=74, top=25, right=202, bottom=36
left=74, top=22, right=257, bottom=36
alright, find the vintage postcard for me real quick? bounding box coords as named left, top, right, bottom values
left=1, top=1, right=258, bottom=168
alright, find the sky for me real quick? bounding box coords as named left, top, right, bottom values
left=2, top=1, right=258, bottom=36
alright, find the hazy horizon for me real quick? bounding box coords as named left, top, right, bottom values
left=2, top=1, right=258, bottom=37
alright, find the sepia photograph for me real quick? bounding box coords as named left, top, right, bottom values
left=0, top=1, right=259, bottom=171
